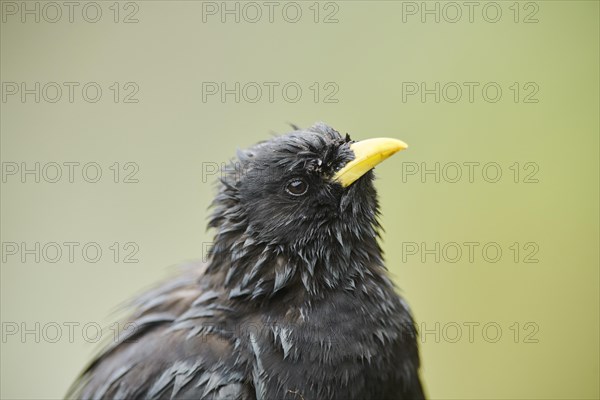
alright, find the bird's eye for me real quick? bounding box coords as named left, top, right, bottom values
left=285, top=178, right=309, bottom=196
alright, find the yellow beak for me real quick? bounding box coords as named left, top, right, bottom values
left=333, top=138, right=408, bottom=187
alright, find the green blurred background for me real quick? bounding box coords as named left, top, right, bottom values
left=1, top=1, right=598, bottom=399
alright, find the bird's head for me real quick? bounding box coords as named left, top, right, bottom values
left=207, top=123, right=407, bottom=299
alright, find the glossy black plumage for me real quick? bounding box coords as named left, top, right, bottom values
left=68, top=123, right=425, bottom=400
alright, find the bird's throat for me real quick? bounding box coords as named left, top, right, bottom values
left=206, top=219, right=385, bottom=302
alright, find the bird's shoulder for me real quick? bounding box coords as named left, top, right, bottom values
left=68, top=261, right=254, bottom=400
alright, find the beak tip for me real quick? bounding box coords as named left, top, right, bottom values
left=395, top=139, right=409, bottom=151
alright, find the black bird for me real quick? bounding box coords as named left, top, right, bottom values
left=68, top=123, right=425, bottom=400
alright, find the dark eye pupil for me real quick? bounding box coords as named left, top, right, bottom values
left=286, top=179, right=308, bottom=196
